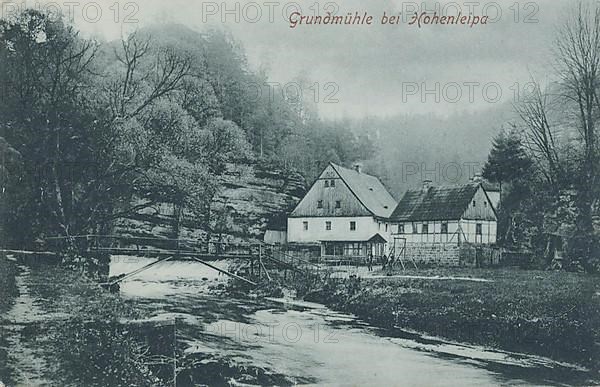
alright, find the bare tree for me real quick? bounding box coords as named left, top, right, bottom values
left=514, top=79, right=563, bottom=187
left=90, top=32, right=193, bottom=228
left=107, top=31, right=192, bottom=122
left=554, top=1, right=600, bottom=262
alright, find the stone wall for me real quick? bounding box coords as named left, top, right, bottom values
left=401, top=242, right=502, bottom=267
left=402, top=243, right=462, bottom=266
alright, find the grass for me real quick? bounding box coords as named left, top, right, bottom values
left=0, top=255, right=18, bottom=312
left=303, top=267, right=600, bottom=372
left=0, top=258, right=175, bottom=386
left=0, top=255, right=18, bottom=384
left=25, top=263, right=172, bottom=386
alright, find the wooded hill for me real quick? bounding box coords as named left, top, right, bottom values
left=0, top=10, right=374, bottom=248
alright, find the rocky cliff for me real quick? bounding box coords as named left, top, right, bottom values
left=114, top=162, right=306, bottom=247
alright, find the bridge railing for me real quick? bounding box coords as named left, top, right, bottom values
left=261, top=243, right=322, bottom=276
left=43, top=235, right=327, bottom=279
left=44, top=235, right=264, bottom=256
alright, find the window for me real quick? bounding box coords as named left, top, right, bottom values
left=441, top=222, right=448, bottom=234
left=324, top=180, right=329, bottom=187
left=335, top=200, right=341, bottom=208
left=398, top=224, right=405, bottom=234
left=330, top=179, right=336, bottom=187
left=344, top=242, right=361, bottom=256
left=303, top=221, right=309, bottom=231
left=422, top=223, right=429, bottom=234
left=317, top=200, right=323, bottom=209
left=324, top=242, right=343, bottom=256
left=324, top=242, right=335, bottom=255
left=476, top=223, right=482, bottom=235
left=473, top=200, right=476, bottom=207
left=484, top=201, right=487, bottom=207
left=412, top=222, right=418, bottom=234
left=350, top=221, right=356, bottom=231
left=325, top=221, right=332, bottom=231
left=385, top=223, right=388, bottom=232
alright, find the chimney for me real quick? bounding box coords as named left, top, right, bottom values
left=353, top=163, right=362, bottom=174
left=422, top=179, right=432, bottom=193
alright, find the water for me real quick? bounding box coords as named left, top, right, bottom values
left=109, top=256, right=592, bottom=386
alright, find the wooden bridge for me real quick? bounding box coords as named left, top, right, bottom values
left=41, top=234, right=322, bottom=287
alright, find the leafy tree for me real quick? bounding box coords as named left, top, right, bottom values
left=483, top=128, right=533, bottom=247
left=0, top=10, right=98, bottom=245
left=0, top=137, right=23, bottom=246
left=0, top=10, right=375, bottom=250
left=483, top=128, right=532, bottom=194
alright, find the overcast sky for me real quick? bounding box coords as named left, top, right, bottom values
left=4, top=0, right=572, bottom=119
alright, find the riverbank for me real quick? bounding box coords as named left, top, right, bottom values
left=296, top=267, right=600, bottom=377
left=0, top=256, right=18, bottom=382
left=0, top=256, right=174, bottom=386
left=3, top=255, right=599, bottom=385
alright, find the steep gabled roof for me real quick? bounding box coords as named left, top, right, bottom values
left=330, top=163, right=397, bottom=218
left=390, top=183, right=481, bottom=222
left=482, top=180, right=500, bottom=192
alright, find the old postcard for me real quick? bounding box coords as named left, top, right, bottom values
left=0, top=0, right=598, bottom=386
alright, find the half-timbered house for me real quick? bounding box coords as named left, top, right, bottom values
left=389, top=180, right=497, bottom=244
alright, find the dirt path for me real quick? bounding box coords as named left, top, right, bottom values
left=3, top=264, right=56, bottom=386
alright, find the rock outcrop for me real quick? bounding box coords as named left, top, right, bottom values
left=114, top=162, right=306, bottom=247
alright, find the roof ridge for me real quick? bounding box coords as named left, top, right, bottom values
left=329, top=162, right=376, bottom=218
left=331, top=162, right=379, bottom=179
left=405, top=181, right=480, bottom=190
left=330, top=162, right=397, bottom=218
left=391, top=181, right=487, bottom=222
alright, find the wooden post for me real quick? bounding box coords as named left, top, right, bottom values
left=259, top=259, right=272, bottom=282
left=258, top=245, right=262, bottom=279
left=173, top=317, right=177, bottom=387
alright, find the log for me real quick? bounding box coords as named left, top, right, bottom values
left=0, top=249, right=58, bottom=256
left=188, top=257, right=257, bottom=286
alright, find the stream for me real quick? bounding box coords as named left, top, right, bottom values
left=109, top=256, right=591, bottom=386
